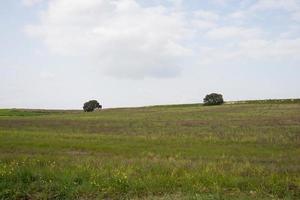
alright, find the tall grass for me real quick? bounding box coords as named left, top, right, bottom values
left=0, top=102, right=299, bottom=199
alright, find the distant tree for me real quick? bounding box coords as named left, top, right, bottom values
left=83, top=100, right=102, bottom=112
left=203, top=93, right=224, bottom=105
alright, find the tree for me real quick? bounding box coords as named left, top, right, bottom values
left=203, top=93, right=224, bottom=105
left=83, top=100, right=102, bottom=112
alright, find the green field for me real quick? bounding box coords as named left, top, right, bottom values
left=0, top=101, right=300, bottom=199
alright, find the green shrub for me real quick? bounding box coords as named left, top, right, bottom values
left=203, top=93, right=224, bottom=105
left=83, top=100, right=102, bottom=112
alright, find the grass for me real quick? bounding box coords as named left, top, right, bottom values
left=0, top=100, right=300, bottom=199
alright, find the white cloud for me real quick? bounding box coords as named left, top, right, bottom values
left=250, top=0, right=300, bottom=12
left=211, top=0, right=232, bottom=6
left=25, top=0, right=191, bottom=79
left=40, top=71, right=55, bottom=79
left=190, top=10, right=219, bottom=31
left=191, top=20, right=217, bottom=30
left=193, top=10, right=219, bottom=21
left=235, top=38, right=300, bottom=63
left=24, top=0, right=300, bottom=80
left=291, top=11, right=300, bottom=21
left=198, top=38, right=300, bottom=66
left=228, top=11, right=246, bottom=19
left=205, top=26, right=262, bottom=40
left=22, top=0, right=44, bottom=6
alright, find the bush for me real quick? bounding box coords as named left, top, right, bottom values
left=83, top=100, right=102, bottom=112
left=203, top=93, right=224, bottom=105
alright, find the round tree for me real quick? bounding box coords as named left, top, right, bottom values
left=83, top=100, right=102, bottom=112
left=203, top=93, right=224, bottom=105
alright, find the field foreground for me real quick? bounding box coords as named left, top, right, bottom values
left=0, top=101, right=300, bottom=199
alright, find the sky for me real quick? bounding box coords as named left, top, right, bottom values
left=1, top=0, right=300, bottom=109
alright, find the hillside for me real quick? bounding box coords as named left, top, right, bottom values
left=0, top=100, right=299, bottom=199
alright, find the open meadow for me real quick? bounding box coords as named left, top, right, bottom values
left=0, top=101, right=300, bottom=199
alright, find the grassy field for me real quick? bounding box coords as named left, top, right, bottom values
left=0, top=101, right=300, bottom=199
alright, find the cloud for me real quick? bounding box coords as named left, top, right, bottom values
left=25, top=0, right=192, bottom=79
left=40, top=71, right=55, bottom=79
left=22, top=0, right=44, bottom=7
left=291, top=11, right=300, bottom=21
left=190, top=10, right=219, bottom=30
left=24, top=0, right=300, bottom=80
left=205, top=26, right=262, bottom=40
left=193, top=10, right=219, bottom=21
left=197, top=38, right=300, bottom=66
left=241, top=38, right=300, bottom=59
left=228, top=11, right=246, bottom=19
left=250, top=0, right=300, bottom=12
